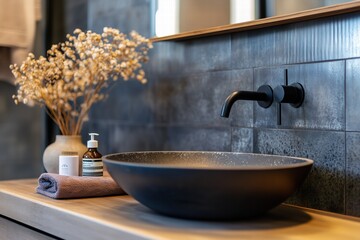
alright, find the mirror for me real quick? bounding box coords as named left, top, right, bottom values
left=155, top=0, right=354, bottom=37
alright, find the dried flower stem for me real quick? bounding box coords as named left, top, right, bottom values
left=10, top=27, right=152, bottom=135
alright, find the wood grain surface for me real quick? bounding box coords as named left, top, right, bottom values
left=0, top=216, right=55, bottom=240
left=0, top=179, right=359, bottom=240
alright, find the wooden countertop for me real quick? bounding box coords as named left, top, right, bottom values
left=0, top=179, right=359, bottom=240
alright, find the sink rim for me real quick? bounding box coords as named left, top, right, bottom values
left=103, top=151, right=314, bottom=171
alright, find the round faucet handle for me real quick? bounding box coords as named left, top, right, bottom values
left=274, top=83, right=304, bottom=108
left=256, top=85, right=273, bottom=108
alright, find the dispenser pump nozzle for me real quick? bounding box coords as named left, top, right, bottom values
left=87, top=133, right=99, bottom=148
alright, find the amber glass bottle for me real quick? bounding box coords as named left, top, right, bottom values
left=82, top=133, right=103, bottom=177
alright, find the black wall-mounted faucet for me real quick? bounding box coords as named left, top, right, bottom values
left=274, top=83, right=305, bottom=108
left=273, top=69, right=305, bottom=125
left=220, top=85, right=273, bottom=118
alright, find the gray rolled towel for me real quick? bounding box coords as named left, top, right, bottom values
left=36, top=172, right=125, bottom=199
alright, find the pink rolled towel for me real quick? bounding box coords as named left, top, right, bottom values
left=36, top=172, right=125, bottom=199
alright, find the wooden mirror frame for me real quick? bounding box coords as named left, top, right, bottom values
left=151, top=1, right=360, bottom=42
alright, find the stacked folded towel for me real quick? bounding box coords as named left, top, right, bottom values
left=36, top=172, right=125, bottom=199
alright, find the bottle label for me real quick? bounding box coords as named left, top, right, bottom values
left=82, top=158, right=103, bottom=176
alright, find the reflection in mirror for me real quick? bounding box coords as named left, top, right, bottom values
left=155, top=0, right=354, bottom=37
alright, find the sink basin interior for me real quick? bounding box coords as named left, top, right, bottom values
left=105, top=151, right=312, bottom=169
left=104, top=151, right=313, bottom=220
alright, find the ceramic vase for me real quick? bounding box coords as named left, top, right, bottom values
left=42, top=135, right=87, bottom=174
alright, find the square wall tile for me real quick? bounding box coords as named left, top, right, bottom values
left=231, top=128, right=253, bottom=153
left=232, top=12, right=360, bottom=68
left=284, top=61, right=345, bottom=130
left=284, top=13, right=360, bottom=62
left=228, top=69, right=255, bottom=127
left=83, top=122, right=167, bottom=154
left=254, top=129, right=345, bottom=214
left=231, top=31, right=252, bottom=69
left=346, top=58, right=360, bottom=131
left=89, top=79, right=155, bottom=124
left=88, top=0, right=153, bottom=37
left=183, top=35, right=231, bottom=73
left=345, top=132, right=360, bottom=217
left=163, top=126, right=231, bottom=151
left=148, top=41, right=185, bottom=79
left=0, top=82, right=43, bottom=180
left=107, top=125, right=167, bottom=153
left=254, top=61, right=345, bottom=130
left=232, top=28, right=277, bottom=69
left=154, top=69, right=254, bottom=127
left=84, top=122, right=232, bottom=154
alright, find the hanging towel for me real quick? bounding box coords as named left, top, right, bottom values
left=0, top=0, right=41, bottom=83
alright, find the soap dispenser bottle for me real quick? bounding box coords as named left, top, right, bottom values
left=82, top=133, right=103, bottom=177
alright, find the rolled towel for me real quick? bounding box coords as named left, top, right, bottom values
left=36, top=172, right=125, bottom=199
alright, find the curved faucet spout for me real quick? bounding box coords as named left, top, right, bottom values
left=220, top=85, right=273, bottom=118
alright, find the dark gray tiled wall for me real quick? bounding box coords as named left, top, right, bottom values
left=231, top=128, right=253, bottom=153
left=346, top=58, right=360, bottom=131
left=345, top=59, right=360, bottom=216
left=0, top=82, right=43, bottom=180
left=153, top=70, right=253, bottom=127
left=254, top=129, right=345, bottom=213
left=232, top=12, right=360, bottom=69
left=67, top=1, right=360, bottom=217
left=254, top=61, right=345, bottom=130
left=183, top=35, right=232, bottom=73
left=87, top=0, right=154, bottom=38
left=346, top=132, right=360, bottom=216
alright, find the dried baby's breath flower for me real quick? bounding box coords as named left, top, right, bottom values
left=10, top=27, right=152, bottom=135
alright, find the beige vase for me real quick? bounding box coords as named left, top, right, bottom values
left=42, top=135, right=88, bottom=174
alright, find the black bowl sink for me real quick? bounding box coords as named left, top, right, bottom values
left=103, top=151, right=313, bottom=220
